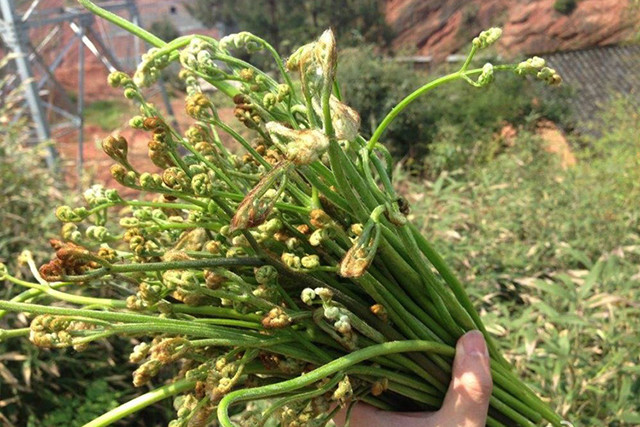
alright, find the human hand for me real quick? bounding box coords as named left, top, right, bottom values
left=334, top=330, right=493, bottom=427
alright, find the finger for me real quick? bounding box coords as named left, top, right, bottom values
left=333, top=403, right=436, bottom=427
left=434, top=330, right=493, bottom=427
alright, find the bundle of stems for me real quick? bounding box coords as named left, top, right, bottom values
left=0, top=1, right=564, bottom=426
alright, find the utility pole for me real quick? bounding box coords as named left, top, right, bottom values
left=0, top=0, right=178, bottom=178
left=0, top=0, right=57, bottom=169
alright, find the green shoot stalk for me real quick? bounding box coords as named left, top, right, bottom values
left=61, top=257, right=263, bottom=282
left=409, top=223, right=510, bottom=368
left=0, top=281, right=68, bottom=319
left=0, top=327, right=30, bottom=340
left=83, top=379, right=197, bottom=427
left=366, top=65, right=516, bottom=152
left=257, top=373, right=344, bottom=426
left=217, top=340, right=455, bottom=427
left=1, top=273, right=126, bottom=308
left=366, top=72, right=463, bottom=152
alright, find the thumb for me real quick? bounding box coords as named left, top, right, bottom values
left=435, top=330, right=493, bottom=427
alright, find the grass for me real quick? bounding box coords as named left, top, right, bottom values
left=84, top=100, right=132, bottom=131
left=402, top=98, right=640, bottom=425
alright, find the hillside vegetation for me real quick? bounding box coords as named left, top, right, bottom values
left=403, top=99, right=640, bottom=424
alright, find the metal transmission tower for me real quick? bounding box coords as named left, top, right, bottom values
left=0, top=0, right=175, bottom=179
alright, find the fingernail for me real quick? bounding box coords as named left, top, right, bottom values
left=460, top=330, right=489, bottom=358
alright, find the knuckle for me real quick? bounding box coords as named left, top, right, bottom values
left=454, top=370, right=493, bottom=403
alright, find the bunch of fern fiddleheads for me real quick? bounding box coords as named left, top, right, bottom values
left=0, top=1, right=564, bottom=426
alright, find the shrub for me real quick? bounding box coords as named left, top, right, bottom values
left=337, top=46, right=571, bottom=175
left=408, top=100, right=640, bottom=280
left=148, top=18, right=181, bottom=43
left=0, top=59, right=62, bottom=272
left=554, top=0, right=577, bottom=15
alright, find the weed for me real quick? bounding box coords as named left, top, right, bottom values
left=84, top=100, right=132, bottom=131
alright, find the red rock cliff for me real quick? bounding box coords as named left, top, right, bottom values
left=385, top=0, right=640, bottom=60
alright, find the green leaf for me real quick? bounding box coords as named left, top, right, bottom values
left=563, top=248, right=593, bottom=269
left=579, top=260, right=604, bottom=299
left=533, top=278, right=572, bottom=300
left=621, top=412, right=640, bottom=423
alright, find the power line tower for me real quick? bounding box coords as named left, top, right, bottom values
left=0, top=0, right=175, bottom=180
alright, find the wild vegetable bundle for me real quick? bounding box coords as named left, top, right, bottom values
left=0, top=1, right=565, bottom=426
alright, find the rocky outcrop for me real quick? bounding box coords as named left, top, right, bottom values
left=385, top=0, right=640, bottom=60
